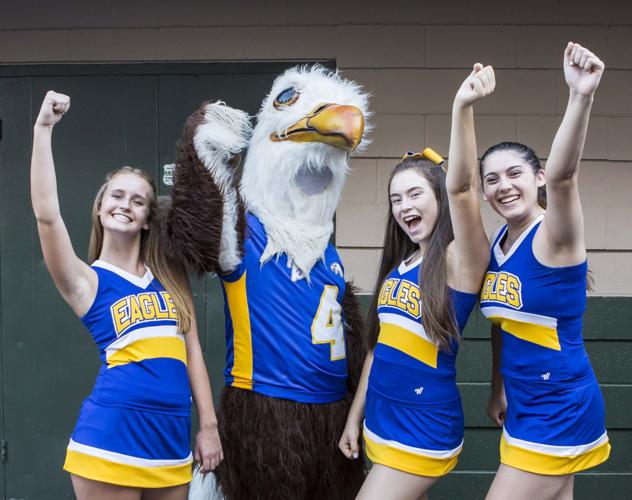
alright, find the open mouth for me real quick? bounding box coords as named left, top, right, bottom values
left=403, top=215, right=422, bottom=230
left=499, top=194, right=520, bottom=205
left=112, top=213, right=132, bottom=223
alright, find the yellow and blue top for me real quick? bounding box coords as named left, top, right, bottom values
left=81, top=260, right=190, bottom=416
left=480, top=215, right=592, bottom=383
left=220, top=213, right=348, bottom=403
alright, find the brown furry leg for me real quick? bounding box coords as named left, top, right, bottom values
left=215, top=388, right=365, bottom=500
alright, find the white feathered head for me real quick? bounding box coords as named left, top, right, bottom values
left=240, top=65, right=371, bottom=279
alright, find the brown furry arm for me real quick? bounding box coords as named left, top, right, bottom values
left=167, top=101, right=251, bottom=275
left=341, top=282, right=368, bottom=394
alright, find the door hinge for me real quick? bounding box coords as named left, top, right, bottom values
left=1, top=440, right=7, bottom=464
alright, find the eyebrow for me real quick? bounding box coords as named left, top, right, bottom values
left=484, top=164, right=524, bottom=177
left=110, top=188, right=147, bottom=201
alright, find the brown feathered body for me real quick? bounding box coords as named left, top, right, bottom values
left=167, top=68, right=370, bottom=499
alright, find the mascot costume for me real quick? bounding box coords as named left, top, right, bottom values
left=167, top=66, right=371, bottom=499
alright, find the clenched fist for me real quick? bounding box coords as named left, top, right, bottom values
left=454, top=63, right=496, bottom=108
left=35, top=91, right=70, bottom=128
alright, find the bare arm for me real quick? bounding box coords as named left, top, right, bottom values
left=339, top=350, right=374, bottom=459
left=185, top=315, right=223, bottom=472
left=541, top=43, right=605, bottom=257
left=487, top=324, right=506, bottom=427
left=446, top=65, right=494, bottom=292
left=31, top=91, right=96, bottom=316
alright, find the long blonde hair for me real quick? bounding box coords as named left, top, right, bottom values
left=88, top=167, right=193, bottom=333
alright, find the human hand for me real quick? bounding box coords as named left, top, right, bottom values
left=454, top=63, right=496, bottom=108
left=35, top=91, right=70, bottom=128
left=564, top=42, right=605, bottom=97
left=338, top=421, right=361, bottom=460
left=194, top=425, right=224, bottom=473
left=487, top=389, right=507, bottom=427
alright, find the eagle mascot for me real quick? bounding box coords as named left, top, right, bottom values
left=167, top=66, right=371, bottom=500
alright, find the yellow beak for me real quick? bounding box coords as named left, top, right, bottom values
left=271, top=104, right=365, bottom=151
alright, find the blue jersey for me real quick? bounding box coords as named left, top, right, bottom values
left=479, top=216, right=610, bottom=474
left=369, top=256, right=478, bottom=405
left=363, top=255, right=477, bottom=477
left=64, top=261, right=193, bottom=487
left=480, top=215, right=592, bottom=383
left=81, top=261, right=191, bottom=414
left=220, top=214, right=348, bottom=403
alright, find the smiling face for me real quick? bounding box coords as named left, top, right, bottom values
left=390, top=168, right=439, bottom=248
left=98, top=172, right=152, bottom=236
left=481, top=149, right=545, bottom=222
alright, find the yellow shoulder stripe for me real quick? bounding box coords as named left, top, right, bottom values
left=107, top=337, right=187, bottom=368
left=490, top=316, right=561, bottom=351
left=224, top=272, right=254, bottom=390
left=378, top=323, right=438, bottom=368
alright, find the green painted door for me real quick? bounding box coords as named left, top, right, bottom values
left=0, top=62, right=299, bottom=499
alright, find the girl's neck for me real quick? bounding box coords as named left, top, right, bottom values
left=406, top=245, right=425, bottom=265
left=504, top=208, right=544, bottom=249
left=99, top=233, right=144, bottom=277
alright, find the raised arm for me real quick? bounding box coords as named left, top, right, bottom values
left=167, top=101, right=252, bottom=275
left=31, top=91, right=96, bottom=316
left=541, top=43, right=604, bottom=257
left=446, top=64, right=495, bottom=292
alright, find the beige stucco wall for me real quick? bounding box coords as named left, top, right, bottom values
left=2, top=0, right=631, bottom=295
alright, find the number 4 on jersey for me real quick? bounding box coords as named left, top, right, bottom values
left=311, top=286, right=346, bottom=361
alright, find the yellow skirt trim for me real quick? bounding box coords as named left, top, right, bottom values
left=500, top=434, right=611, bottom=475
left=364, top=431, right=459, bottom=477
left=64, top=449, right=192, bottom=488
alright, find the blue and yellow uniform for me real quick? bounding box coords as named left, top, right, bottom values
left=63, top=261, right=192, bottom=487
left=480, top=215, right=610, bottom=474
left=363, top=256, right=478, bottom=476
left=220, top=213, right=348, bottom=403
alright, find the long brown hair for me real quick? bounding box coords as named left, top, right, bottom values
left=367, top=158, right=458, bottom=352
left=88, top=167, right=194, bottom=333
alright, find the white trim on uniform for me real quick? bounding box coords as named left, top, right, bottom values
left=397, top=255, right=423, bottom=275
left=493, top=215, right=544, bottom=266
left=67, top=439, right=193, bottom=467
left=503, top=428, right=609, bottom=457
left=378, top=312, right=432, bottom=344
left=364, top=424, right=463, bottom=459
left=93, top=260, right=154, bottom=289
left=105, top=325, right=184, bottom=358
left=480, top=306, right=558, bottom=329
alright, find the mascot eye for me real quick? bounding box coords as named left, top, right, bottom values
left=273, top=87, right=300, bottom=109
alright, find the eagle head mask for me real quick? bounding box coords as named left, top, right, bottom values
left=240, top=65, right=371, bottom=279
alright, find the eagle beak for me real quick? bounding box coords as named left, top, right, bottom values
left=271, top=104, right=365, bottom=151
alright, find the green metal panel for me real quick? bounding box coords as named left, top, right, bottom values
left=0, top=74, right=159, bottom=499
left=0, top=77, right=7, bottom=498
left=0, top=62, right=319, bottom=499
